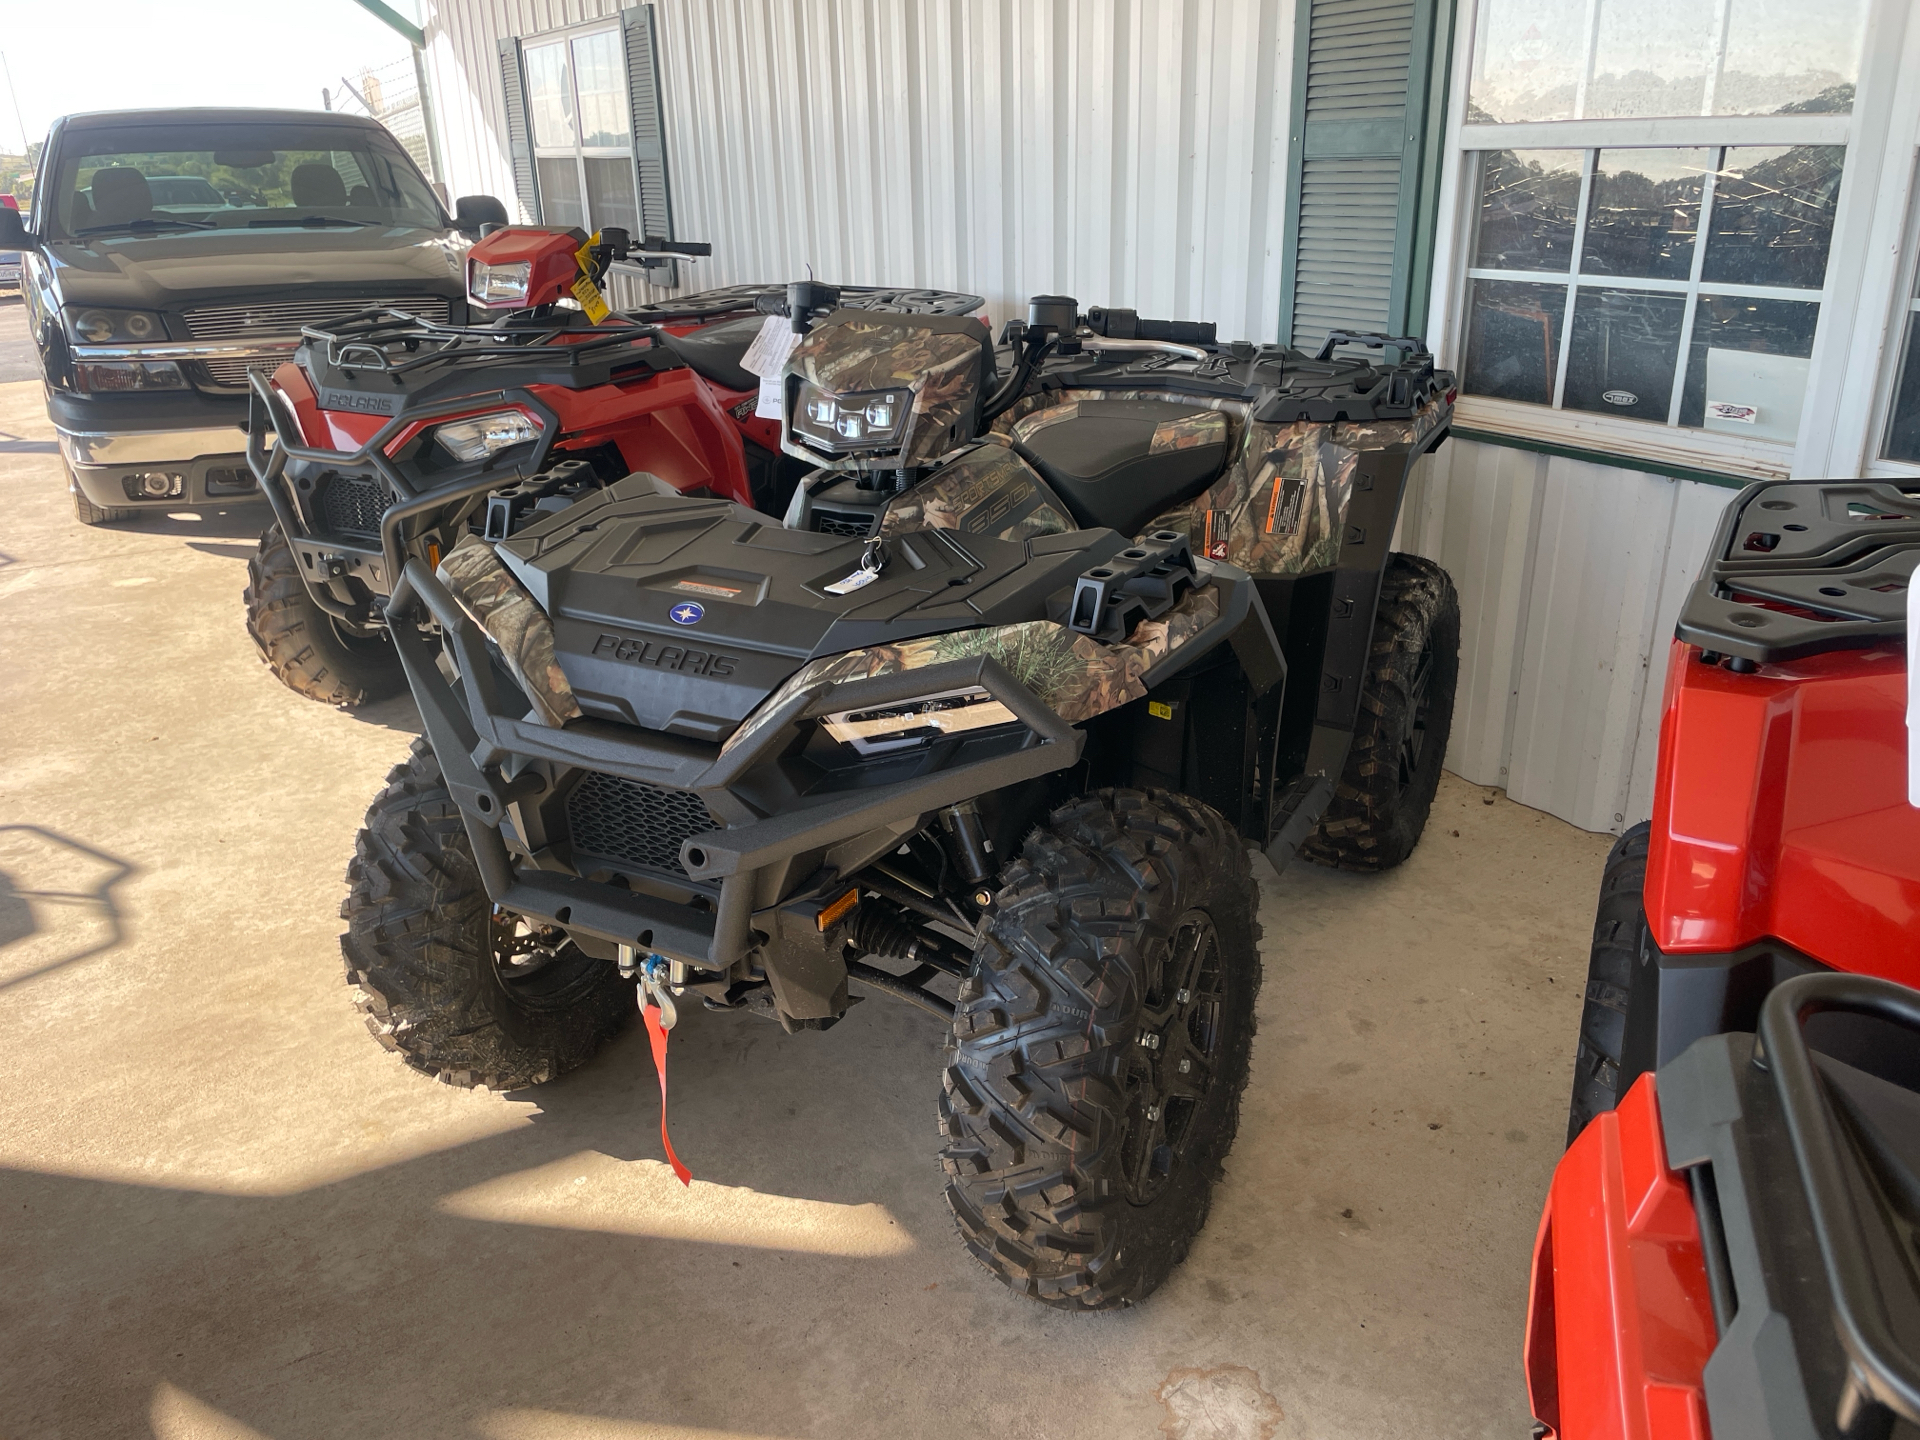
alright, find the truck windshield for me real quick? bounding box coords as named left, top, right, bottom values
left=50, top=121, right=447, bottom=239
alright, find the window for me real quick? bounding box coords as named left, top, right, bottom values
left=1885, top=261, right=1920, bottom=464
left=1447, top=0, right=1870, bottom=464
left=524, top=28, right=640, bottom=235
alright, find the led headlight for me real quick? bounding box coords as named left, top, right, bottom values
left=65, top=307, right=167, bottom=344
left=820, top=686, right=1019, bottom=756
left=467, top=258, right=532, bottom=309
left=792, top=383, right=910, bottom=454
left=433, top=408, right=542, bottom=463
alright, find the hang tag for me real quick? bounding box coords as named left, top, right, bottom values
left=741, top=313, right=799, bottom=419
left=571, top=232, right=612, bottom=324
left=823, top=565, right=880, bottom=596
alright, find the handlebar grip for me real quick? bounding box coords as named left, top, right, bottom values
left=639, top=236, right=713, bottom=256
left=1314, top=330, right=1428, bottom=362
left=1083, top=307, right=1216, bottom=345
left=753, top=292, right=790, bottom=317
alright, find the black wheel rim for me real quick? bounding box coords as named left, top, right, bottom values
left=1120, top=909, right=1224, bottom=1205
left=1397, top=638, right=1436, bottom=795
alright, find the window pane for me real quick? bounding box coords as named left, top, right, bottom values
left=1473, top=150, right=1582, bottom=273
left=1585, top=0, right=1716, bottom=119
left=1887, top=315, right=1920, bottom=463
left=583, top=157, right=639, bottom=234
left=1563, top=288, right=1687, bottom=422
left=1715, top=0, right=1865, bottom=116
left=572, top=32, right=630, bottom=149
left=1468, top=0, right=1587, bottom=123
left=525, top=42, right=575, bottom=150
left=1462, top=278, right=1566, bottom=405
left=1701, top=146, right=1843, bottom=290
left=1581, top=150, right=1709, bottom=281
left=536, top=155, right=584, bottom=229
left=1678, top=295, right=1819, bottom=442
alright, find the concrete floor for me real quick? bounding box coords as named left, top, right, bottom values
left=0, top=348, right=1612, bottom=1440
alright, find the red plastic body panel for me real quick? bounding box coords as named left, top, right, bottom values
left=466, top=227, right=587, bottom=309
left=1644, top=639, right=1920, bottom=978
left=270, top=361, right=383, bottom=451
left=1524, top=1073, right=1717, bottom=1440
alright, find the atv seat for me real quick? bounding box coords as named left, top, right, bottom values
left=1010, top=398, right=1231, bottom=538
left=655, top=314, right=763, bottom=393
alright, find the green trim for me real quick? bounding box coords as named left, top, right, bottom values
left=1450, top=425, right=1754, bottom=489
left=349, top=0, right=424, bottom=48
left=1275, top=0, right=1313, bottom=346
left=1403, top=0, right=1456, bottom=342
left=1385, top=0, right=1439, bottom=337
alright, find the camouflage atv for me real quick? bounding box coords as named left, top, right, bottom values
left=341, top=287, right=1460, bottom=1309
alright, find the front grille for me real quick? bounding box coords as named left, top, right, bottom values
left=566, top=771, right=715, bottom=878
left=184, top=294, right=452, bottom=341
left=201, top=356, right=282, bottom=389
left=814, top=508, right=875, bottom=538
left=316, top=474, right=388, bottom=536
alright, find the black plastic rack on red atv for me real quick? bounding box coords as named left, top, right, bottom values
left=297, top=307, right=664, bottom=381
left=1676, top=479, right=1920, bottom=664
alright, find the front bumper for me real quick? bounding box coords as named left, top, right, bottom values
left=52, top=389, right=263, bottom=508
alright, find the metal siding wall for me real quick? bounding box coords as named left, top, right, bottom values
left=422, top=0, right=1297, bottom=341
left=1398, top=437, right=1735, bottom=836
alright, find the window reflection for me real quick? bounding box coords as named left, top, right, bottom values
left=1463, top=279, right=1566, bottom=404
left=572, top=32, right=630, bottom=149
left=1473, top=151, right=1582, bottom=272
left=524, top=42, right=574, bottom=150
left=1702, top=147, right=1843, bottom=290
left=1582, top=150, right=1709, bottom=281
left=1585, top=0, right=1715, bottom=120
left=1716, top=0, right=1866, bottom=116
left=1564, top=288, right=1687, bottom=421
left=1678, top=296, right=1819, bottom=441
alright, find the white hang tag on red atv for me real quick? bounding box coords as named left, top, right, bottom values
left=741, top=314, right=799, bottom=420
left=571, top=233, right=612, bottom=324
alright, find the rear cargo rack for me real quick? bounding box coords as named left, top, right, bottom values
left=1675, top=479, right=1920, bottom=663
left=623, top=283, right=985, bottom=325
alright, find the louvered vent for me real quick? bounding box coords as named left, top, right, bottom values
left=1287, top=0, right=1419, bottom=351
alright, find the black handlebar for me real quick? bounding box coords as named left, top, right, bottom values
left=1083, top=306, right=1217, bottom=346
left=1314, top=330, right=1428, bottom=362
left=637, top=235, right=713, bottom=256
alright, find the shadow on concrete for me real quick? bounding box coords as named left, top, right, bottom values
left=0, top=995, right=964, bottom=1440
left=119, top=504, right=270, bottom=543
left=183, top=540, right=264, bottom=562
left=0, top=824, right=137, bottom=993
left=0, top=430, right=56, bottom=455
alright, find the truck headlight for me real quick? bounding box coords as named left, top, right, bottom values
left=792, top=383, right=910, bottom=453
left=468, top=258, right=531, bottom=309
left=820, top=686, right=1020, bottom=755
left=432, top=408, right=541, bottom=462
left=74, top=360, right=187, bottom=392
left=65, top=307, right=168, bottom=344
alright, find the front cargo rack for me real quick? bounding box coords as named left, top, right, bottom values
left=623, top=283, right=986, bottom=325
left=1675, top=479, right=1920, bottom=663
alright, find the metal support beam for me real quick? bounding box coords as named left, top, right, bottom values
left=349, top=0, right=424, bottom=48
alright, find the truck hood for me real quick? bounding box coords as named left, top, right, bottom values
left=485, top=478, right=1128, bottom=742
left=42, top=225, right=468, bottom=311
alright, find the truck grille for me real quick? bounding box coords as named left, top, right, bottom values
left=566, top=771, right=715, bottom=878
left=202, top=356, right=283, bottom=389
left=316, top=474, right=388, bottom=536
left=183, top=294, right=452, bottom=341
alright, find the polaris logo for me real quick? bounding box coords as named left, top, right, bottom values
left=592, top=633, right=737, bottom=676
left=319, top=387, right=402, bottom=415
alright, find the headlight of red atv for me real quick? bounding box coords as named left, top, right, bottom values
left=468, top=258, right=532, bottom=309
left=432, top=408, right=542, bottom=463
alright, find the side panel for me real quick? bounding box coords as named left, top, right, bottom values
left=1644, top=640, right=1920, bottom=981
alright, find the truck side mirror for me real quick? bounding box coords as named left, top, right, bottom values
left=453, top=195, right=510, bottom=234
left=0, top=206, right=31, bottom=249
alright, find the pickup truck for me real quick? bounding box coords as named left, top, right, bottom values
left=0, top=106, right=508, bottom=523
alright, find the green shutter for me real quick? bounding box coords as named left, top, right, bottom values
left=497, top=36, right=541, bottom=223
left=623, top=5, right=673, bottom=241
left=1279, top=0, right=1454, bottom=350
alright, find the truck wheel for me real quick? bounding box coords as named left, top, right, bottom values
left=1301, top=552, right=1460, bottom=872
left=1567, top=822, right=1652, bottom=1144
left=939, top=788, right=1261, bottom=1310
left=244, top=524, right=406, bottom=707
left=341, top=738, right=635, bottom=1091
left=71, top=474, right=136, bottom=526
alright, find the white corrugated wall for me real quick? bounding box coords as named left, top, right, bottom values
left=418, top=0, right=1730, bottom=839
left=420, top=0, right=1298, bottom=342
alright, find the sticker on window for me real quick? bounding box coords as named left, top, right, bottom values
left=1707, top=401, right=1758, bottom=424
left=1601, top=389, right=1638, bottom=407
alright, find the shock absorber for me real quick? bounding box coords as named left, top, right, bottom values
left=938, top=800, right=996, bottom=907
left=849, top=906, right=926, bottom=962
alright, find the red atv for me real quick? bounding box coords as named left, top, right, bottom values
left=242, top=224, right=982, bottom=704
left=1526, top=478, right=1920, bottom=1438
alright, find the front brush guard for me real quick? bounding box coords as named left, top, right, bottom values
left=244, top=372, right=562, bottom=623
left=385, top=555, right=1087, bottom=973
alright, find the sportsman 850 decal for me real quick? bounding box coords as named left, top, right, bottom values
left=591, top=633, right=739, bottom=676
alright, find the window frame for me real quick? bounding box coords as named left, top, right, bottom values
left=1426, top=0, right=1920, bottom=482
left=522, top=19, right=638, bottom=237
